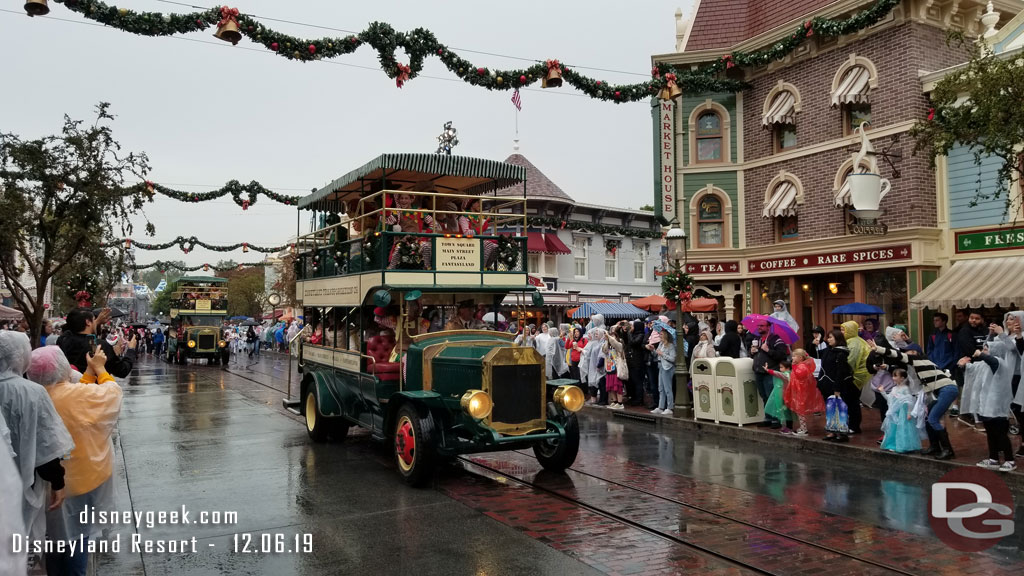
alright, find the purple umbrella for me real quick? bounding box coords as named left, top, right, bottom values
left=740, top=313, right=799, bottom=346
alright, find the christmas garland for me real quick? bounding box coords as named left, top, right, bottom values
left=661, top=269, right=696, bottom=309
left=113, top=236, right=289, bottom=254
left=494, top=235, right=521, bottom=271
left=130, top=260, right=269, bottom=272
left=527, top=217, right=662, bottom=240
left=37, top=0, right=901, bottom=102
left=130, top=179, right=301, bottom=208
left=393, top=236, right=424, bottom=269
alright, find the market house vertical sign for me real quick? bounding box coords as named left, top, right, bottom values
left=653, top=100, right=676, bottom=221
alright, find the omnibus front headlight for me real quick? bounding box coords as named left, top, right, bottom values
left=460, top=390, right=493, bottom=420
left=187, top=340, right=196, bottom=348
left=554, top=385, right=585, bottom=413
left=219, top=340, right=226, bottom=347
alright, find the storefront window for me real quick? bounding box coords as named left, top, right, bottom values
left=865, top=270, right=907, bottom=330
left=696, top=112, right=723, bottom=162
left=697, top=195, right=724, bottom=247
left=758, top=279, right=789, bottom=315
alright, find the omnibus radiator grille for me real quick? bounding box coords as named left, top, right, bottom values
left=489, top=364, right=542, bottom=425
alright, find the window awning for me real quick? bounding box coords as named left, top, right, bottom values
left=762, top=91, right=796, bottom=127
left=910, top=256, right=1024, bottom=309
left=762, top=182, right=798, bottom=218
left=834, top=177, right=853, bottom=207
left=544, top=233, right=572, bottom=254
left=831, top=66, right=871, bottom=107
left=526, top=232, right=548, bottom=253
left=571, top=302, right=649, bottom=319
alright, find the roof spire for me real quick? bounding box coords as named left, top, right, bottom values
left=513, top=138, right=520, bottom=151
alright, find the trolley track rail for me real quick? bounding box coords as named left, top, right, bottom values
left=459, top=450, right=915, bottom=576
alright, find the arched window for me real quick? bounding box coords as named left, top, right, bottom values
left=697, top=195, right=724, bottom=248
left=762, top=81, right=802, bottom=153
left=831, top=55, right=878, bottom=136
left=695, top=111, right=723, bottom=162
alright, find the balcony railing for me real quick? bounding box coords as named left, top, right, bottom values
left=295, top=190, right=528, bottom=280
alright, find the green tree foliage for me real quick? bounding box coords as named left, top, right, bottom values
left=912, top=35, right=1024, bottom=212
left=150, top=281, right=176, bottom=316
left=140, top=265, right=183, bottom=290
left=227, top=270, right=266, bottom=319
left=638, top=204, right=654, bottom=212
left=0, top=103, right=153, bottom=345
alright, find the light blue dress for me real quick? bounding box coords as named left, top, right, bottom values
left=880, top=386, right=922, bottom=453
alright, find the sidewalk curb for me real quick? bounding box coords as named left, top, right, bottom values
left=583, top=406, right=1024, bottom=494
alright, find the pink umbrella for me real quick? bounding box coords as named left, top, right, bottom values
left=740, top=313, right=799, bottom=346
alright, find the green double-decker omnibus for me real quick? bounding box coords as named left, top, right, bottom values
left=292, top=153, right=583, bottom=486
left=169, top=276, right=230, bottom=366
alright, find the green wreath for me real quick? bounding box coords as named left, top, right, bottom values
left=661, top=268, right=695, bottom=307
left=362, top=234, right=381, bottom=267
left=495, top=235, right=520, bottom=271
left=394, top=236, right=424, bottom=269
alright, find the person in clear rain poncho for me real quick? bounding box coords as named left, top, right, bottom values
left=0, top=331, right=74, bottom=543
left=1, top=410, right=27, bottom=576
left=770, top=299, right=800, bottom=332
left=28, top=345, right=124, bottom=574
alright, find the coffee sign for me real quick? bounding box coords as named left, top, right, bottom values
left=748, top=244, right=912, bottom=272
left=956, top=227, right=1024, bottom=254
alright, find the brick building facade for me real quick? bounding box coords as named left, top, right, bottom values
left=654, top=0, right=1015, bottom=341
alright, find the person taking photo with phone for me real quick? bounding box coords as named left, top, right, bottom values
left=56, top=307, right=138, bottom=378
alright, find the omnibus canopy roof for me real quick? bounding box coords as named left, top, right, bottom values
left=177, top=276, right=228, bottom=284
left=300, top=153, right=527, bottom=211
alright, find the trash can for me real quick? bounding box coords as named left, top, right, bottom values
left=691, top=358, right=719, bottom=422
left=714, top=357, right=763, bottom=426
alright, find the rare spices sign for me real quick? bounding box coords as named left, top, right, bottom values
left=748, top=244, right=912, bottom=273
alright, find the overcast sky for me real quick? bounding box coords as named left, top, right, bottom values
left=3, top=0, right=694, bottom=268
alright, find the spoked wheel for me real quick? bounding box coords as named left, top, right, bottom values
left=533, top=414, right=580, bottom=472
left=393, top=404, right=434, bottom=487
left=304, top=387, right=329, bottom=443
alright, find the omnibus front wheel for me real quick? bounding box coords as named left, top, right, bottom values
left=533, top=414, right=580, bottom=472
left=393, top=404, right=435, bottom=487
left=304, top=387, right=329, bottom=443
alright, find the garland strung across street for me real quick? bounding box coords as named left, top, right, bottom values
left=527, top=217, right=662, bottom=240
left=29, top=0, right=901, bottom=102
left=132, top=179, right=301, bottom=209
left=129, top=260, right=270, bottom=273
left=112, top=236, right=289, bottom=254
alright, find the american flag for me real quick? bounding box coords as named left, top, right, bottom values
left=511, top=89, right=522, bottom=111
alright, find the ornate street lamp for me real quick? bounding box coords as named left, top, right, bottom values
left=664, top=221, right=692, bottom=414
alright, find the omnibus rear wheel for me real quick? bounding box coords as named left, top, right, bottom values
left=533, top=414, right=580, bottom=472
left=393, top=404, right=435, bottom=487
left=304, top=387, right=329, bottom=443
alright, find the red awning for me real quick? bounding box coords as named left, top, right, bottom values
left=526, top=232, right=548, bottom=253
left=544, top=233, right=571, bottom=254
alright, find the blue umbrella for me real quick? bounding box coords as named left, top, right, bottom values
left=831, top=302, right=884, bottom=315
left=229, top=315, right=252, bottom=321
left=652, top=321, right=676, bottom=338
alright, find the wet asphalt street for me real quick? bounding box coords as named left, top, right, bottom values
left=93, top=352, right=1023, bottom=576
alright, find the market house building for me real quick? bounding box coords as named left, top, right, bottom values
left=911, top=3, right=1024, bottom=314
left=654, top=0, right=1019, bottom=342
left=496, top=152, right=664, bottom=322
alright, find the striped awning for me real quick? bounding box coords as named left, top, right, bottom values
left=545, top=233, right=571, bottom=254
left=571, top=302, right=649, bottom=320
left=526, top=232, right=548, bottom=253
left=762, top=91, right=796, bottom=127
left=299, top=153, right=527, bottom=210
left=834, top=176, right=853, bottom=207
left=762, top=182, right=798, bottom=218
left=830, top=66, right=871, bottom=107
left=910, top=256, right=1024, bottom=309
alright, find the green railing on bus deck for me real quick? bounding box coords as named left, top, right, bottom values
left=295, top=232, right=527, bottom=281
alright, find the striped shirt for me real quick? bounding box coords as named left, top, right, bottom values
left=877, top=347, right=956, bottom=393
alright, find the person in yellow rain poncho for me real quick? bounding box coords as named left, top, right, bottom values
left=27, top=346, right=123, bottom=576
left=841, top=320, right=869, bottom=434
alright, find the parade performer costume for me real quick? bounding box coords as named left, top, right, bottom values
left=458, top=197, right=498, bottom=268
left=385, top=193, right=438, bottom=269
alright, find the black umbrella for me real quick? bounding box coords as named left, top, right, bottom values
left=97, top=306, right=127, bottom=319
left=239, top=319, right=261, bottom=327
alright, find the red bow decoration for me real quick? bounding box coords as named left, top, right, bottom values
left=396, top=63, right=411, bottom=88
left=144, top=180, right=155, bottom=195
left=679, top=290, right=692, bottom=302
left=74, top=291, right=92, bottom=307
left=218, top=6, right=239, bottom=28
left=927, top=108, right=935, bottom=121
left=665, top=72, right=678, bottom=89
left=545, top=59, right=562, bottom=73
left=804, top=20, right=814, bottom=37
left=242, top=199, right=250, bottom=210
left=651, top=66, right=661, bottom=78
